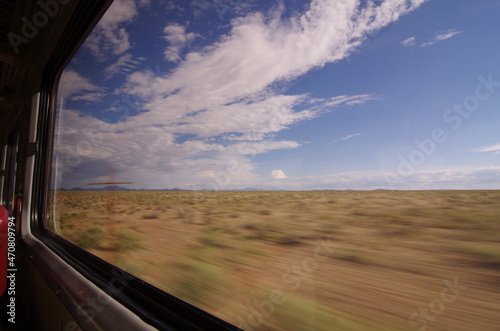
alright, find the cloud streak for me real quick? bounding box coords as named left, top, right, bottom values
left=401, top=36, right=415, bottom=46
left=471, top=143, right=500, bottom=153
left=335, top=133, right=362, bottom=143
left=421, top=28, right=461, bottom=47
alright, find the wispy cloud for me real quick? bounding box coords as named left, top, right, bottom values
left=84, top=0, right=150, bottom=59
left=471, top=143, right=500, bottom=153
left=59, top=70, right=105, bottom=101
left=323, top=95, right=379, bottom=107
left=163, top=24, right=200, bottom=62
left=401, top=36, right=416, bottom=46
left=335, top=133, right=362, bottom=143
left=103, top=53, right=136, bottom=79
left=421, top=29, right=461, bottom=47
left=71, top=92, right=107, bottom=102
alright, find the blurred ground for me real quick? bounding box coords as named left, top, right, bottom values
left=52, top=190, right=500, bottom=330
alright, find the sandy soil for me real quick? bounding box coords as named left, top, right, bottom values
left=50, top=190, right=500, bottom=330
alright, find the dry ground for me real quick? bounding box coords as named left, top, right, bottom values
left=50, top=190, right=500, bottom=330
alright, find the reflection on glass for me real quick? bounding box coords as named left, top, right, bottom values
left=49, top=0, right=500, bottom=330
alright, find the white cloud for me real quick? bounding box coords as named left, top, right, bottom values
left=323, top=95, right=379, bottom=107
left=401, top=36, right=416, bottom=46
left=171, top=94, right=317, bottom=138
left=434, top=29, right=461, bottom=41
left=71, top=92, right=107, bottom=102
left=58, top=70, right=104, bottom=100
left=163, top=24, right=200, bottom=62
left=271, top=169, right=287, bottom=179
left=335, top=133, right=362, bottom=143
left=226, top=141, right=301, bottom=155
left=222, top=132, right=272, bottom=141
left=118, top=0, right=422, bottom=133
left=84, top=0, right=149, bottom=59
left=103, top=53, right=133, bottom=79
left=421, top=29, right=461, bottom=47
left=471, top=143, right=500, bottom=153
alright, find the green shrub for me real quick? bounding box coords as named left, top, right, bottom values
left=142, top=213, right=159, bottom=219
left=269, top=292, right=335, bottom=330
left=259, top=209, right=272, bottom=215
left=112, top=230, right=143, bottom=252
left=451, top=242, right=500, bottom=267
left=77, top=226, right=105, bottom=249
left=173, top=259, right=224, bottom=306
left=335, top=248, right=371, bottom=264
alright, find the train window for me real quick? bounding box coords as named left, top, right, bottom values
left=48, top=0, right=500, bottom=329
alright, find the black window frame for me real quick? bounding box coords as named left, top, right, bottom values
left=28, top=1, right=242, bottom=330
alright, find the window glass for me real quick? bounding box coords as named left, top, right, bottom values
left=49, top=0, right=500, bottom=329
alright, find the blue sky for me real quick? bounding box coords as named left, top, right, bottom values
left=53, top=0, right=500, bottom=190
